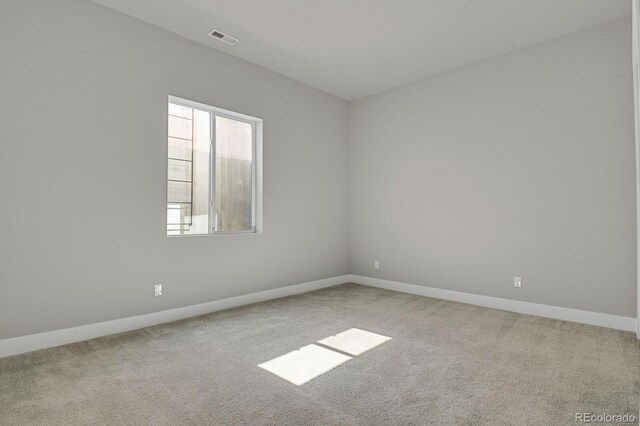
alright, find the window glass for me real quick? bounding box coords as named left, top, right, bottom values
left=166, top=99, right=259, bottom=236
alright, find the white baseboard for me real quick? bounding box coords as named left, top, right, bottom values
left=2, top=273, right=636, bottom=358
left=349, top=275, right=637, bottom=333
left=0, top=275, right=349, bottom=358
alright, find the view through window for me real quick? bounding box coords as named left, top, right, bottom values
left=167, top=97, right=260, bottom=236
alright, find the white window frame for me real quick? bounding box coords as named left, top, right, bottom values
left=167, top=95, right=263, bottom=237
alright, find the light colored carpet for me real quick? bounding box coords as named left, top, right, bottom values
left=1, top=283, right=638, bottom=425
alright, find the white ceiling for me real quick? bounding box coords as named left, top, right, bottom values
left=92, top=0, right=631, bottom=101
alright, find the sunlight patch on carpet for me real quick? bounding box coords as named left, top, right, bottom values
left=258, top=344, right=352, bottom=386
left=317, top=328, right=391, bottom=356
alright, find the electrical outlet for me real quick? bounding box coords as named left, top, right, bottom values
left=513, top=277, right=521, bottom=288
left=154, top=284, right=162, bottom=296
left=374, top=260, right=380, bottom=270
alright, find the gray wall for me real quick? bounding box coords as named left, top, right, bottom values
left=0, top=0, right=349, bottom=339
left=1, top=2, right=635, bottom=340
left=349, top=18, right=637, bottom=317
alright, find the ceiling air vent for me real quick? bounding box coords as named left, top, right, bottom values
left=208, top=29, right=238, bottom=45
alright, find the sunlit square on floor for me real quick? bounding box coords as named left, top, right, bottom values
left=318, top=328, right=391, bottom=356
left=258, top=344, right=352, bottom=386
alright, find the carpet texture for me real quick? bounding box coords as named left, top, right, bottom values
left=1, top=283, right=638, bottom=425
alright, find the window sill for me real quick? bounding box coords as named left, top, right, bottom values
left=167, top=230, right=262, bottom=238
